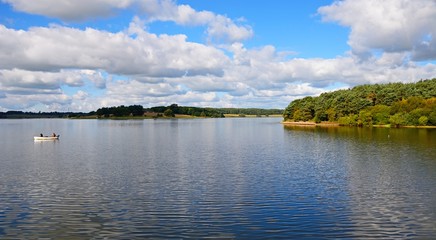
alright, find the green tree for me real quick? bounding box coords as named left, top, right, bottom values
left=370, top=105, right=390, bottom=125
left=326, top=108, right=336, bottom=122
left=390, top=113, right=406, bottom=128
left=406, top=108, right=429, bottom=126
left=358, top=110, right=373, bottom=126
left=169, top=104, right=179, bottom=114
left=418, top=116, right=428, bottom=126
left=164, top=109, right=175, bottom=117
left=338, top=114, right=358, bottom=126
left=429, top=112, right=436, bottom=125
left=293, top=109, right=302, bottom=121
left=128, top=105, right=144, bottom=116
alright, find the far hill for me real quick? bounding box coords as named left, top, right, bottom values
left=283, top=78, right=436, bottom=127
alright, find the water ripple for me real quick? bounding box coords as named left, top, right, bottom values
left=0, top=119, right=435, bottom=238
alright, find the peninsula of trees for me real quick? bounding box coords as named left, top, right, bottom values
left=283, top=78, right=436, bottom=127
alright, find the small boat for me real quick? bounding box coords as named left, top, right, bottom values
left=34, top=135, right=60, bottom=141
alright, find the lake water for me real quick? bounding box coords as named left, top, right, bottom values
left=0, top=118, right=435, bottom=239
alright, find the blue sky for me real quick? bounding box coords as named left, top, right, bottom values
left=0, top=0, right=435, bottom=112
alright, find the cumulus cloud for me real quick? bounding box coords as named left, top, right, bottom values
left=2, top=0, right=134, bottom=21
left=318, top=0, right=436, bottom=61
left=138, top=0, right=213, bottom=25
left=106, top=79, right=186, bottom=98
left=0, top=69, right=82, bottom=93
left=2, top=0, right=253, bottom=43
left=0, top=68, right=109, bottom=111
left=138, top=0, right=253, bottom=43
left=1, top=19, right=435, bottom=112
left=0, top=24, right=229, bottom=76
left=206, top=16, right=253, bottom=43
left=0, top=0, right=435, bottom=112
left=89, top=82, right=219, bottom=109
left=0, top=90, right=71, bottom=111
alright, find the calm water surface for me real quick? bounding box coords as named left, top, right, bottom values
left=0, top=118, right=435, bottom=239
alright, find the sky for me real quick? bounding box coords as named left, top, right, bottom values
left=0, top=0, right=435, bottom=112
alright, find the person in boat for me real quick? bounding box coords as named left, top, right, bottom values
left=52, top=133, right=57, bottom=137
left=40, top=133, right=43, bottom=137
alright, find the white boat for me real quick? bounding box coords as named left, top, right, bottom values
left=34, top=135, right=60, bottom=141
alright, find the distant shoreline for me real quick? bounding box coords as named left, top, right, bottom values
left=0, top=114, right=283, bottom=120
left=1, top=105, right=283, bottom=119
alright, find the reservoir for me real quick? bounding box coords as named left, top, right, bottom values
left=1, top=118, right=435, bottom=238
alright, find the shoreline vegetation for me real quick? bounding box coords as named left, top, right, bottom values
left=281, top=121, right=436, bottom=129
left=283, top=78, right=436, bottom=128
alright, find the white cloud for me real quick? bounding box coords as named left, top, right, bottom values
left=0, top=1, right=435, bottom=112
left=318, top=0, right=436, bottom=61
left=106, top=79, right=186, bottom=98
left=0, top=24, right=229, bottom=76
left=0, top=68, right=111, bottom=111
left=79, top=70, right=107, bottom=89
left=205, top=15, right=253, bottom=43
left=0, top=69, right=83, bottom=92
left=0, top=91, right=71, bottom=111
left=73, top=90, right=89, bottom=101
left=1, top=24, right=435, bottom=112
left=2, top=0, right=134, bottom=21
left=138, top=0, right=253, bottom=43
left=2, top=0, right=253, bottom=43
left=139, top=0, right=213, bottom=25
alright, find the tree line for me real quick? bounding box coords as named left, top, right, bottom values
left=217, top=108, right=283, bottom=116
left=283, top=78, right=436, bottom=127
left=94, top=104, right=283, bottom=118
left=148, top=104, right=224, bottom=118
left=95, top=105, right=144, bottom=117
left=0, top=111, right=87, bottom=119
left=1, top=105, right=283, bottom=119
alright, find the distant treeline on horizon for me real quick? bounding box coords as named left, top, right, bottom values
left=95, top=104, right=283, bottom=118
left=0, top=105, right=284, bottom=119
left=0, top=111, right=77, bottom=119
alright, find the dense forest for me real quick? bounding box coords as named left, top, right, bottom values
left=283, top=78, right=436, bottom=127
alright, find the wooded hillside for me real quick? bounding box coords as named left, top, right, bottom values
left=283, top=78, right=436, bottom=126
